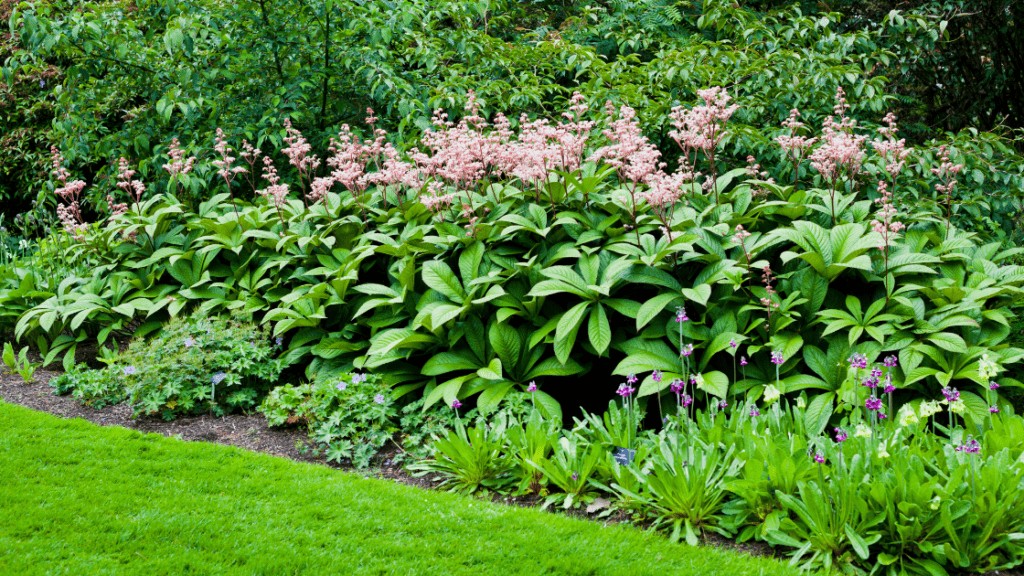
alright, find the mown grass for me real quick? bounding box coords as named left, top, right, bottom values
left=0, top=401, right=800, bottom=575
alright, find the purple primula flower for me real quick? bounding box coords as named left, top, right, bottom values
left=616, top=383, right=636, bottom=397
left=183, top=336, right=196, bottom=348
left=351, top=373, right=367, bottom=384
left=39, top=79, right=45, bottom=88
left=941, top=387, right=960, bottom=403
left=652, top=370, right=663, bottom=383
left=770, top=351, right=784, bottom=365
left=834, top=427, right=848, bottom=443
left=870, top=367, right=883, bottom=379
left=865, top=397, right=883, bottom=412
left=990, top=405, right=1000, bottom=413
left=883, top=383, right=896, bottom=394
left=957, top=438, right=981, bottom=454
left=275, top=336, right=284, bottom=346
left=123, top=365, right=137, bottom=376
left=669, top=379, right=685, bottom=394
left=336, top=381, right=347, bottom=392
left=848, top=353, right=868, bottom=370
left=451, top=399, right=462, bottom=410
left=749, top=405, right=760, bottom=417
left=527, top=381, right=538, bottom=393
left=729, top=339, right=738, bottom=349
left=681, top=343, right=694, bottom=357
left=211, top=371, right=227, bottom=385
left=878, top=412, right=887, bottom=420
left=883, top=355, right=898, bottom=368
left=571, top=471, right=579, bottom=482
left=717, top=400, right=728, bottom=410
left=680, top=394, right=693, bottom=408
left=626, top=373, right=638, bottom=385
left=990, top=381, right=1001, bottom=391
left=739, top=356, right=748, bottom=367
left=813, top=452, right=825, bottom=464
left=373, top=394, right=386, bottom=405
left=862, top=375, right=879, bottom=389
left=675, top=307, right=689, bottom=323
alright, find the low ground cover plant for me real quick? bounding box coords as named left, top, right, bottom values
left=1, top=342, right=39, bottom=383
left=260, top=371, right=398, bottom=468
left=51, top=313, right=283, bottom=418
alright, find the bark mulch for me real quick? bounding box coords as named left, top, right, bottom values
left=0, top=366, right=318, bottom=464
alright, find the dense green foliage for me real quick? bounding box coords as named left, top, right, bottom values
left=7, top=94, right=1023, bottom=426
left=0, top=0, right=55, bottom=220
left=750, top=0, right=1024, bottom=135
left=0, top=401, right=802, bottom=575
left=4, top=0, right=1023, bottom=238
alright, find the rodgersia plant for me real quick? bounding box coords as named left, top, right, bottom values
left=50, top=147, right=89, bottom=240
left=14, top=78, right=1024, bottom=439
left=668, top=86, right=739, bottom=202
left=806, top=87, right=868, bottom=224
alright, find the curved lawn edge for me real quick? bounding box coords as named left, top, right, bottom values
left=0, top=401, right=799, bottom=576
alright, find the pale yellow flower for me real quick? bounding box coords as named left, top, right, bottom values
left=919, top=400, right=942, bottom=419
left=897, top=404, right=919, bottom=427
left=979, top=354, right=1000, bottom=381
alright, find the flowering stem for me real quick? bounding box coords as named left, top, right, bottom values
left=222, top=175, right=241, bottom=221
left=626, top=394, right=633, bottom=451
left=829, top=180, right=837, bottom=226
left=628, top=182, right=642, bottom=248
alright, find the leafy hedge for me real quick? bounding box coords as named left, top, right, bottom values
left=4, top=91, right=1022, bottom=424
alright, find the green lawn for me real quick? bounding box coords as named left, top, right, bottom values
left=0, top=401, right=799, bottom=576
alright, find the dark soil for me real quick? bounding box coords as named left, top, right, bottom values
left=0, top=364, right=457, bottom=495
left=0, top=365, right=319, bottom=464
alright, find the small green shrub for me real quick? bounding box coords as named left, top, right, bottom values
left=260, top=372, right=398, bottom=468
left=49, top=365, right=125, bottom=408
left=120, top=313, right=282, bottom=419
left=2, top=342, right=39, bottom=383
left=409, top=413, right=517, bottom=495
left=396, top=397, right=477, bottom=462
